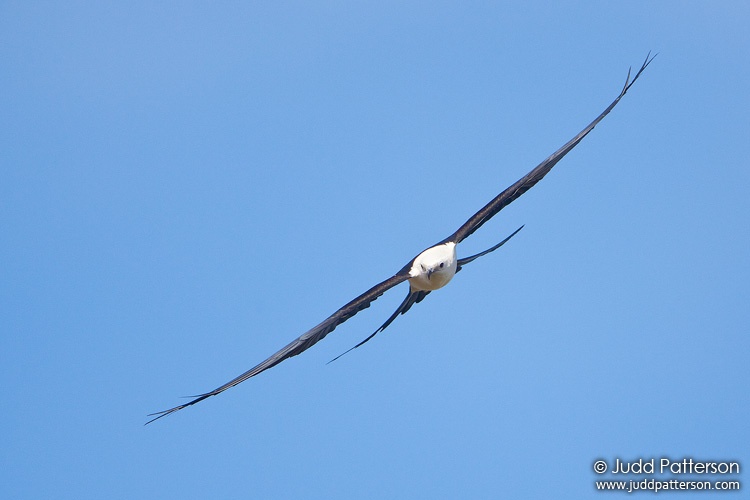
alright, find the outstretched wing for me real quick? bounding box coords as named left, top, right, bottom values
left=447, top=53, right=655, bottom=245
left=147, top=272, right=410, bottom=424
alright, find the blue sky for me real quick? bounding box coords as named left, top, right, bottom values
left=2, top=2, right=748, bottom=498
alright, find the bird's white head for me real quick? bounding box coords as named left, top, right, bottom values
left=408, top=242, right=457, bottom=291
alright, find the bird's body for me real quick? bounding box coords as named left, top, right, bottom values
left=408, top=242, right=457, bottom=291
left=148, top=54, right=655, bottom=424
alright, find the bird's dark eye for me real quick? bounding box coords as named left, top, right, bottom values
left=439, top=262, right=444, bottom=268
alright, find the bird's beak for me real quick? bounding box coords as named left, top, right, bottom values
left=427, top=269, right=433, bottom=280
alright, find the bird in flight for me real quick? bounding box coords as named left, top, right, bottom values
left=148, top=54, right=654, bottom=424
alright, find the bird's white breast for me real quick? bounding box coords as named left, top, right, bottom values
left=408, top=242, right=457, bottom=291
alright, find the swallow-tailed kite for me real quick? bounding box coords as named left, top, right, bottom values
left=148, top=54, right=654, bottom=424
